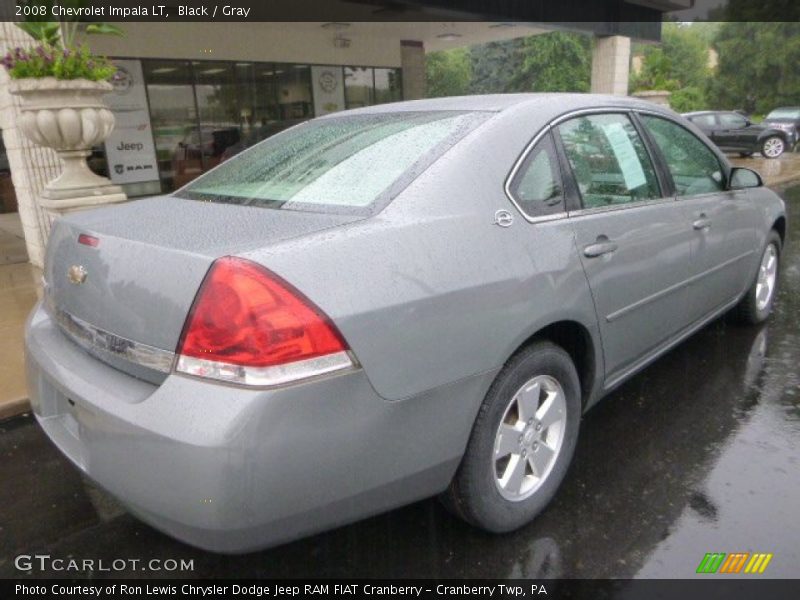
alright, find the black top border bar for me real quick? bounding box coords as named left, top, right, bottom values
left=2, top=0, right=799, bottom=22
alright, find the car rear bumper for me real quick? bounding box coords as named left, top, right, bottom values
left=25, top=301, right=493, bottom=553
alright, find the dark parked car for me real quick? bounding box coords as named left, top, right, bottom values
left=761, top=107, right=800, bottom=150
left=683, top=110, right=789, bottom=158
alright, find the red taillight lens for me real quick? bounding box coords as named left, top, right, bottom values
left=176, top=257, right=352, bottom=386
left=78, top=234, right=99, bottom=247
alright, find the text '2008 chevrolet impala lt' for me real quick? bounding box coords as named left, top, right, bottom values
left=25, top=94, right=786, bottom=553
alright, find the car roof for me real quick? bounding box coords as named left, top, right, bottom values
left=319, top=93, right=674, bottom=118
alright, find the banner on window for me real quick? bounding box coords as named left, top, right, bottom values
left=103, top=59, right=160, bottom=185
left=311, top=66, right=345, bottom=116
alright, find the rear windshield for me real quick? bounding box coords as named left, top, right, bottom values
left=176, top=110, right=488, bottom=215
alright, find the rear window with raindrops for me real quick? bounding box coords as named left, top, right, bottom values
left=177, top=111, right=489, bottom=215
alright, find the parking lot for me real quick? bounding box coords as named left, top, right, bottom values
left=1, top=184, right=798, bottom=580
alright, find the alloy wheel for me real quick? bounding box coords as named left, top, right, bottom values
left=493, top=375, right=567, bottom=501
left=756, top=243, right=778, bottom=311
left=762, top=137, right=785, bottom=158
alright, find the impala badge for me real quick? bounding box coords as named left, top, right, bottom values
left=67, top=265, right=88, bottom=285
left=495, top=209, right=514, bottom=228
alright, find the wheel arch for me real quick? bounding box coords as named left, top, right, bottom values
left=508, top=319, right=601, bottom=410
left=759, top=130, right=789, bottom=145
left=772, top=215, right=786, bottom=245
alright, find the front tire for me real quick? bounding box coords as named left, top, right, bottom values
left=442, top=341, right=581, bottom=533
left=734, top=231, right=781, bottom=324
left=761, top=136, right=785, bottom=159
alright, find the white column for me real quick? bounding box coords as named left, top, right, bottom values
left=591, top=35, right=631, bottom=96
left=0, top=23, right=60, bottom=267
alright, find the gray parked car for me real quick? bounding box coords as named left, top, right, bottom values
left=26, top=94, right=786, bottom=553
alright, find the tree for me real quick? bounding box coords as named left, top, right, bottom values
left=512, top=32, right=591, bottom=93
left=425, top=47, right=471, bottom=98
left=467, top=38, right=527, bottom=94
left=707, top=22, right=800, bottom=115
left=467, top=32, right=591, bottom=94
left=631, top=22, right=711, bottom=111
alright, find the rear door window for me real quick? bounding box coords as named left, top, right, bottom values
left=719, top=113, right=748, bottom=128
left=690, top=114, right=717, bottom=128
left=557, top=113, right=661, bottom=209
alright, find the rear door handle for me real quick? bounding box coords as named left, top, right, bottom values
left=693, top=217, right=712, bottom=230
left=583, top=240, right=618, bottom=258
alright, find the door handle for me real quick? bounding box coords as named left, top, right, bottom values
left=693, top=217, right=712, bottom=230
left=583, top=240, right=618, bottom=258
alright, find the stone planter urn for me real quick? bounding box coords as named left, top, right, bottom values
left=9, top=77, right=126, bottom=223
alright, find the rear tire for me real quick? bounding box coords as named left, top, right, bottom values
left=442, top=341, right=581, bottom=533
left=761, top=136, right=785, bottom=159
left=734, top=231, right=781, bottom=324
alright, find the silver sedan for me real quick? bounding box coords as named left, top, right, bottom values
left=26, top=94, right=786, bottom=552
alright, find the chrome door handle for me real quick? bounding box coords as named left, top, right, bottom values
left=693, top=218, right=712, bottom=230
left=583, top=241, right=618, bottom=258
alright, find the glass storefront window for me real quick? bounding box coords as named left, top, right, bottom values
left=249, top=63, right=280, bottom=125
left=135, top=59, right=400, bottom=195
left=344, top=67, right=374, bottom=109
left=0, top=135, right=17, bottom=213
left=374, top=68, right=402, bottom=104
left=193, top=61, right=243, bottom=176
left=275, top=65, right=313, bottom=120
left=142, top=60, right=197, bottom=192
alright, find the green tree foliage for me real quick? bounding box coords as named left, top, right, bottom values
left=513, top=32, right=591, bottom=92
left=707, top=22, right=800, bottom=114
left=467, top=32, right=590, bottom=94
left=425, top=47, right=472, bottom=98
left=467, top=38, right=527, bottom=94
left=631, top=22, right=710, bottom=111
left=668, top=86, right=706, bottom=113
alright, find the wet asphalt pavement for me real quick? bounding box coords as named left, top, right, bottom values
left=1, top=186, right=799, bottom=580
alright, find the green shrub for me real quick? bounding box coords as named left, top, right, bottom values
left=2, top=43, right=116, bottom=81
left=668, top=86, right=707, bottom=113
left=2, top=18, right=122, bottom=81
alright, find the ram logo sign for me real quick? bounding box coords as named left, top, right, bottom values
left=696, top=552, right=774, bottom=574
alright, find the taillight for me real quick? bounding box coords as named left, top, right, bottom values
left=78, top=234, right=99, bottom=247
left=175, top=256, right=354, bottom=386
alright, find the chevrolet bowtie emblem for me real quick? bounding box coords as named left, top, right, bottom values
left=67, top=265, right=88, bottom=285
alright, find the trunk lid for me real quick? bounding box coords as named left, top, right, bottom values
left=44, top=195, right=360, bottom=383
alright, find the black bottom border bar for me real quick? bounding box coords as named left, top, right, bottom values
left=4, top=579, right=800, bottom=600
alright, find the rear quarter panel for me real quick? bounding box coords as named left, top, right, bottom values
left=239, top=109, right=602, bottom=402
left=750, top=186, right=788, bottom=251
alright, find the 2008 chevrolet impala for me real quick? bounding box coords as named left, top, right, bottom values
left=26, top=94, right=786, bottom=552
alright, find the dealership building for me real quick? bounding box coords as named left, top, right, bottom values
left=0, top=1, right=689, bottom=266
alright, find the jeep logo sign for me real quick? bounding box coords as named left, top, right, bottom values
left=116, top=142, right=145, bottom=152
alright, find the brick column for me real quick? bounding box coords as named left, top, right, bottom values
left=590, top=35, right=631, bottom=96
left=400, top=40, right=425, bottom=100
left=0, top=23, right=61, bottom=267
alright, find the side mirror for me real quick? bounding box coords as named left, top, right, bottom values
left=728, top=167, right=763, bottom=190
left=744, top=119, right=752, bottom=127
